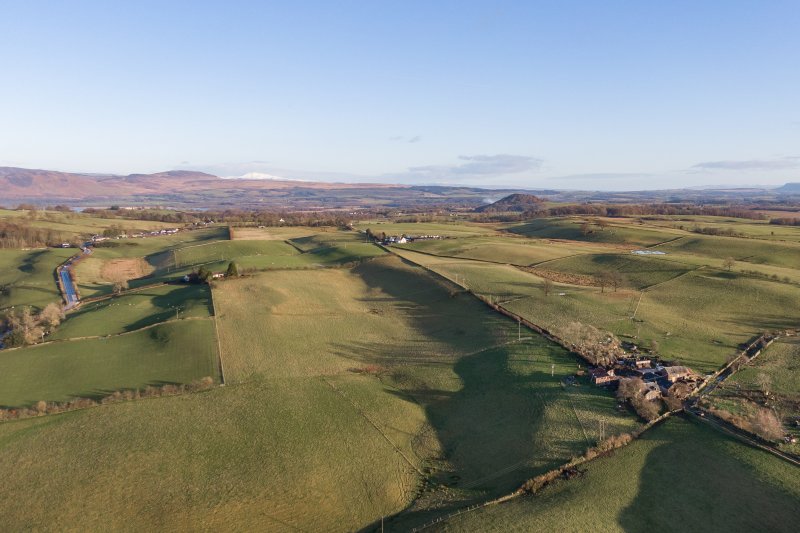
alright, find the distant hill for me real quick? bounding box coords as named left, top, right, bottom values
left=774, top=183, right=800, bottom=194
left=475, top=193, right=546, bottom=212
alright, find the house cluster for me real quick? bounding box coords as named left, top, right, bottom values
left=381, top=234, right=445, bottom=245
left=586, top=357, right=699, bottom=399
left=90, top=228, right=180, bottom=241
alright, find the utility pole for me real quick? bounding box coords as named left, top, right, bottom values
left=518, top=318, right=521, bottom=341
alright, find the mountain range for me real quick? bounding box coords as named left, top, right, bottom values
left=1, top=166, right=799, bottom=210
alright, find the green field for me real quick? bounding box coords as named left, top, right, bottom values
left=506, top=218, right=682, bottom=247
left=0, top=247, right=74, bottom=310
left=213, top=256, right=639, bottom=529
left=657, top=234, right=800, bottom=269
left=52, top=284, right=213, bottom=339
left=730, top=338, right=800, bottom=396
left=539, top=253, right=695, bottom=289
left=392, top=248, right=800, bottom=372
left=2, top=216, right=799, bottom=530
left=397, top=235, right=610, bottom=266
left=435, top=417, right=800, bottom=533
left=0, top=320, right=219, bottom=407
left=356, top=221, right=500, bottom=237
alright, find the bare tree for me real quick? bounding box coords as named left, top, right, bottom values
left=609, top=270, right=624, bottom=292
left=113, top=280, right=128, bottom=295
left=39, top=303, right=64, bottom=330
left=597, top=271, right=612, bottom=293
left=752, top=407, right=783, bottom=441
left=723, top=257, right=735, bottom=271
left=542, top=278, right=553, bottom=297
left=580, top=222, right=591, bottom=236
left=755, top=373, right=772, bottom=397
left=563, top=322, right=625, bottom=366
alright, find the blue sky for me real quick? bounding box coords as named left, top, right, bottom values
left=1, top=1, right=798, bottom=190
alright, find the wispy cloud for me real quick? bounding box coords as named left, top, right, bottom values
left=691, top=156, right=800, bottom=171
left=393, top=154, right=543, bottom=184
left=548, top=172, right=654, bottom=181
left=389, top=135, right=423, bottom=143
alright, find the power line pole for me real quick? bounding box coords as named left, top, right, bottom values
left=518, top=318, right=521, bottom=341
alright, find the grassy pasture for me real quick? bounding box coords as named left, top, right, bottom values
left=506, top=218, right=682, bottom=247
left=0, top=209, right=178, bottom=237
left=730, top=337, right=800, bottom=396
left=0, top=247, right=74, bottom=310
left=230, top=225, right=326, bottom=240
left=214, top=256, right=638, bottom=527
left=0, top=375, right=425, bottom=532
left=539, top=253, right=695, bottom=289
left=657, top=234, right=800, bottom=269
left=52, top=284, right=212, bottom=339
left=356, top=221, right=500, bottom=237
left=397, top=236, right=609, bottom=266
left=0, top=319, right=218, bottom=407
left=435, top=417, right=800, bottom=533
left=641, top=215, right=800, bottom=242
left=392, top=248, right=800, bottom=373
left=174, top=239, right=301, bottom=268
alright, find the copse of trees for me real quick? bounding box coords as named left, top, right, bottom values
left=562, top=322, right=625, bottom=366
left=0, top=220, right=71, bottom=248
left=1, top=303, right=64, bottom=347
left=616, top=377, right=661, bottom=421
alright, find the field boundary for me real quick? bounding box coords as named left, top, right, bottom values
left=0, top=316, right=213, bottom=352
left=322, top=377, right=424, bottom=477
left=208, top=288, right=226, bottom=385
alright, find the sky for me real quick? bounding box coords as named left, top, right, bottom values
left=0, top=0, right=798, bottom=190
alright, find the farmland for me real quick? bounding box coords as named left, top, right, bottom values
left=0, top=247, right=74, bottom=310
left=435, top=418, right=800, bottom=532
left=0, top=319, right=218, bottom=408
left=0, top=215, right=798, bottom=530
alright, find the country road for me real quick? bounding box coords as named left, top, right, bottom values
left=57, top=244, right=92, bottom=309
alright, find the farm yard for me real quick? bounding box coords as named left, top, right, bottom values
left=0, top=213, right=798, bottom=530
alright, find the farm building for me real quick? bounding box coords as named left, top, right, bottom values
left=632, top=368, right=659, bottom=382
left=660, top=366, right=693, bottom=383
left=589, top=368, right=619, bottom=386
left=643, top=382, right=662, bottom=401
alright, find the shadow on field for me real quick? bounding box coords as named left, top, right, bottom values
left=349, top=258, right=580, bottom=531
left=617, top=418, right=800, bottom=533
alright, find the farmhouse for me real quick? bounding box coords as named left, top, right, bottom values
left=643, top=382, right=662, bottom=401
left=660, top=365, right=693, bottom=383
left=589, top=368, right=619, bottom=386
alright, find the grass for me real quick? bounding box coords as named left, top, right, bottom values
left=0, top=375, right=424, bottom=531
left=506, top=217, right=682, bottom=247
left=539, top=253, right=694, bottom=289
left=230, top=225, right=327, bottom=240
left=657, top=234, right=800, bottom=269
left=397, top=236, right=609, bottom=266
left=214, top=256, right=638, bottom=528
left=0, top=247, right=74, bottom=310
left=0, top=319, right=219, bottom=407
left=435, top=417, right=800, bottom=533
left=392, top=248, right=800, bottom=373
left=355, top=221, right=500, bottom=237
left=0, top=209, right=179, bottom=240
left=730, top=338, right=800, bottom=396
left=52, top=284, right=213, bottom=339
